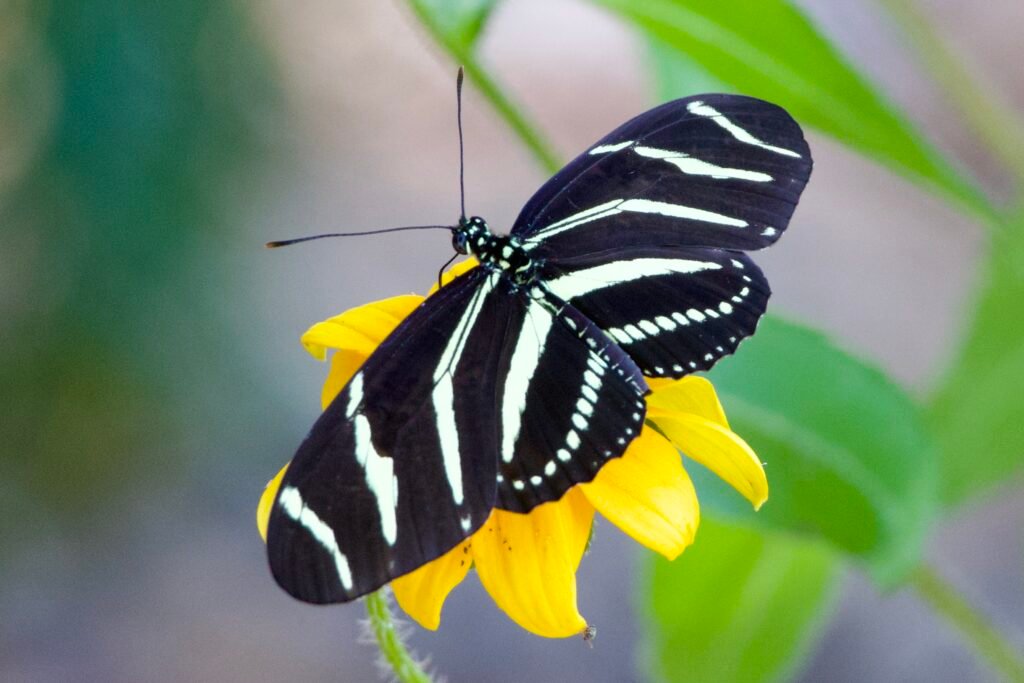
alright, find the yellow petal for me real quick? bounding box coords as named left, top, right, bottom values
left=392, top=540, right=473, bottom=631
left=580, top=426, right=699, bottom=560
left=472, top=490, right=594, bottom=638
left=644, top=377, right=676, bottom=393
left=300, top=294, right=424, bottom=360
left=320, top=349, right=365, bottom=409
left=257, top=463, right=289, bottom=542
left=646, top=375, right=730, bottom=428
left=427, top=257, right=480, bottom=295
left=649, top=409, right=768, bottom=510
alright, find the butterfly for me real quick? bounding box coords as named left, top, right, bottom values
left=266, top=91, right=812, bottom=604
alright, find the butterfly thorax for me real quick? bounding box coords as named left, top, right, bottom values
left=453, top=215, right=538, bottom=286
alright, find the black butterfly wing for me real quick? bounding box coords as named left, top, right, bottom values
left=493, top=288, right=648, bottom=512
left=267, top=267, right=511, bottom=603
left=512, top=94, right=811, bottom=253
left=515, top=94, right=811, bottom=377
left=539, top=246, right=768, bottom=377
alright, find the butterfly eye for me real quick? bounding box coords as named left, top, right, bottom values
left=452, top=230, right=470, bottom=254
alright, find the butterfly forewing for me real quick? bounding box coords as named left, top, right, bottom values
left=514, top=94, right=811, bottom=254
left=494, top=291, right=648, bottom=511
left=267, top=268, right=510, bottom=603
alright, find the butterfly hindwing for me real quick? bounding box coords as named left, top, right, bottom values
left=267, top=268, right=510, bottom=603
left=540, top=246, right=769, bottom=377
left=514, top=94, right=811, bottom=255
left=494, top=290, right=648, bottom=511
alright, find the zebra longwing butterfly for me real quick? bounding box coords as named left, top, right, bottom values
left=267, top=91, right=811, bottom=604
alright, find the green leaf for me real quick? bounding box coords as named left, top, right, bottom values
left=594, top=0, right=992, bottom=220
left=644, top=519, right=839, bottom=683
left=646, top=35, right=725, bottom=98
left=411, top=0, right=499, bottom=52
left=929, top=212, right=1024, bottom=505
left=700, top=317, right=938, bottom=584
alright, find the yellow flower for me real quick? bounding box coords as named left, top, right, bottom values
left=258, top=260, right=767, bottom=638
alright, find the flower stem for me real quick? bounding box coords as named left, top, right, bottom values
left=910, top=564, right=1024, bottom=682
left=404, top=0, right=563, bottom=176
left=364, top=590, right=433, bottom=683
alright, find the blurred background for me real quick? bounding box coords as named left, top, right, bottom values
left=2, top=0, right=1022, bottom=681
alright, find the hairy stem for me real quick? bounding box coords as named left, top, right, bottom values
left=365, top=590, right=433, bottom=683
left=911, top=565, right=1024, bottom=682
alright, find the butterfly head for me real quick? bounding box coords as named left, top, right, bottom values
left=452, top=215, right=489, bottom=255
left=452, top=216, right=539, bottom=286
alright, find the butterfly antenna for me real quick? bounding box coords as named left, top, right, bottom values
left=266, top=224, right=451, bottom=248
left=456, top=66, right=467, bottom=221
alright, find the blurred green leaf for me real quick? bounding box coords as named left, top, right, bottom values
left=646, top=35, right=724, bottom=98
left=929, top=212, right=1024, bottom=505
left=0, top=0, right=281, bottom=541
left=701, top=317, right=937, bottom=584
left=411, top=0, right=499, bottom=52
left=644, top=519, right=839, bottom=683
left=594, top=0, right=992, bottom=220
